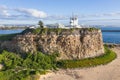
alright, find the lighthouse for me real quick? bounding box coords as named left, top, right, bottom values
left=70, top=15, right=81, bottom=28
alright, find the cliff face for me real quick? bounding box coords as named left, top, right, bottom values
left=0, top=28, right=104, bottom=60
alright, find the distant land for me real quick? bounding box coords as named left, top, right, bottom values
left=97, top=26, right=120, bottom=32
left=1, top=24, right=120, bottom=31
left=0, top=27, right=26, bottom=30
left=0, top=24, right=35, bottom=30
left=102, top=30, right=120, bottom=32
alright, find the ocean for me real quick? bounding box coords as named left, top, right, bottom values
left=0, top=29, right=23, bottom=34
left=101, top=27, right=120, bottom=44
left=0, top=27, right=120, bottom=44
left=102, top=32, right=120, bottom=44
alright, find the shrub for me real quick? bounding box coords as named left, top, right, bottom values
left=0, top=51, right=58, bottom=80
left=0, top=33, right=18, bottom=41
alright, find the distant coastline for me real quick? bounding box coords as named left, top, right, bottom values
left=0, top=27, right=26, bottom=30
left=102, top=30, right=120, bottom=32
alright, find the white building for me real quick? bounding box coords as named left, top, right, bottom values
left=70, top=15, right=81, bottom=28
left=46, top=15, right=82, bottom=29
left=46, top=23, right=67, bottom=28
left=33, top=15, right=82, bottom=29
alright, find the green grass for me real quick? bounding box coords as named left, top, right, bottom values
left=57, top=47, right=116, bottom=69
left=0, top=33, right=18, bottom=41
left=87, top=27, right=100, bottom=31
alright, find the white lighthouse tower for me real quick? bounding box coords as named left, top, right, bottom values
left=70, top=15, right=81, bottom=28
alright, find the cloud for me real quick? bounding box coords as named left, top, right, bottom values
left=15, top=8, right=47, bottom=18
left=0, top=5, right=10, bottom=16
left=2, top=5, right=120, bottom=25
left=78, top=12, right=120, bottom=18
left=46, top=15, right=69, bottom=20
left=0, top=5, right=48, bottom=21
left=102, top=12, right=120, bottom=16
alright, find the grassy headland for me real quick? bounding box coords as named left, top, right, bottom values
left=22, top=27, right=100, bottom=35
left=0, top=27, right=99, bottom=41
left=0, top=28, right=116, bottom=80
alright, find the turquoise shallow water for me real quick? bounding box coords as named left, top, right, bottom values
left=0, top=28, right=120, bottom=44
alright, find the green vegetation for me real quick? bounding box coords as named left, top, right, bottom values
left=22, top=27, right=100, bottom=35
left=22, top=28, right=64, bottom=35
left=87, top=27, right=100, bottom=31
left=0, top=47, right=116, bottom=80
left=0, top=33, right=18, bottom=41
left=104, top=44, right=115, bottom=48
left=38, top=20, right=44, bottom=28
left=57, top=46, right=116, bottom=69
left=0, top=51, right=58, bottom=80
left=32, top=28, right=41, bottom=34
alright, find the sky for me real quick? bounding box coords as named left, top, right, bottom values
left=0, top=0, right=120, bottom=25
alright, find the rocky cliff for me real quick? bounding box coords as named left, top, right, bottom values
left=0, top=28, right=104, bottom=60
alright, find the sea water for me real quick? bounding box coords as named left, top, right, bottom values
left=102, top=32, right=120, bottom=44
left=101, top=27, right=120, bottom=44
left=0, top=29, right=23, bottom=34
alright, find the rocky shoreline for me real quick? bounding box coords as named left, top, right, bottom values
left=104, top=43, right=120, bottom=47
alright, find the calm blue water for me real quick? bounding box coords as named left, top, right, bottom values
left=101, top=27, right=120, bottom=43
left=0, top=29, right=23, bottom=34
left=102, top=32, right=120, bottom=43
left=0, top=28, right=120, bottom=44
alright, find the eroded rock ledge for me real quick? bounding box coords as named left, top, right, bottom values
left=0, top=28, right=104, bottom=60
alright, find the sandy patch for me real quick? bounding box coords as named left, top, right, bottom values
left=0, top=64, right=3, bottom=70
left=40, top=47, right=120, bottom=80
